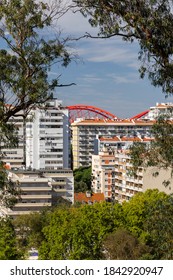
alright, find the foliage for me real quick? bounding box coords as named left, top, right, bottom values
left=102, top=228, right=151, bottom=260
left=39, top=202, right=122, bottom=260
left=122, top=189, right=168, bottom=237
left=143, top=194, right=173, bottom=259
left=38, top=191, right=173, bottom=260
left=74, top=166, right=92, bottom=192
left=0, top=0, right=73, bottom=122
left=9, top=190, right=173, bottom=260
left=74, top=0, right=173, bottom=95
left=13, top=212, right=44, bottom=252
left=0, top=217, right=22, bottom=259
left=12, top=207, right=56, bottom=256
left=0, top=162, right=21, bottom=208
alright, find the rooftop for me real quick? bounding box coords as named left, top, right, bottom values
left=99, top=136, right=154, bottom=142
left=74, top=192, right=105, bottom=204
left=72, top=119, right=156, bottom=126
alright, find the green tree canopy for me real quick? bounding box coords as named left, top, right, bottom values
left=11, top=190, right=173, bottom=260
left=74, top=0, right=173, bottom=95
left=74, top=166, right=92, bottom=192
left=143, top=194, right=173, bottom=259
left=0, top=217, right=22, bottom=259
left=102, top=228, right=151, bottom=260
left=39, top=202, right=122, bottom=260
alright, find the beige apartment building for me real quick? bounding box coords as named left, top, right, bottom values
left=0, top=169, right=74, bottom=217
left=92, top=136, right=172, bottom=203
left=72, top=118, right=154, bottom=170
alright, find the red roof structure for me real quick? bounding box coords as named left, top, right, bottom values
left=74, top=192, right=105, bottom=204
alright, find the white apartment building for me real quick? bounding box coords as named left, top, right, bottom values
left=42, top=169, right=74, bottom=205
left=2, top=99, right=70, bottom=170
left=72, top=118, right=154, bottom=169
left=0, top=171, right=52, bottom=217
left=25, top=99, right=70, bottom=170
left=139, top=102, right=173, bottom=120
left=0, top=169, right=74, bottom=217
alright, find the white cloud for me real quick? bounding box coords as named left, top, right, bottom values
left=78, top=74, right=103, bottom=83
left=76, top=38, right=139, bottom=68
left=107, top=73, right=139, bottom=84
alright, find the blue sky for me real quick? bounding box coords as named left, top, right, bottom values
left=53, top=2, right=173, bottom=119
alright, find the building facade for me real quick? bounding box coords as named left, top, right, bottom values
left=0, top=169, right=74, bottom=217
left=2, top=99, right=70, bottom=170
left=92, top=136, right=172, bottom=203
left=136, top=102, right=173, bottom=120
left=25, top=99, right=70, bottom=170
left=72, top=119, right=154, bottom=169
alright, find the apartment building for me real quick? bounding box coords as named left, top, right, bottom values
left=92, top=137, right=146, bottom=202
left=72, top=118, right=154, bottom=169
left=0, top=171, right=52, bottom=217
left=138, top=102, right=173, bottom=120
left=92, top=136, right=172, bottom=203
left=42, top=169, right=74, bottom=205
left=2, top=99, right=70, bottom=170
left=0, top=169, right=74, bottom=217
left=92, top=147, right=116, bottom=200
left=25, top=99, right=70, bottom=170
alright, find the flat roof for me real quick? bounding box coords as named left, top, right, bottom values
left=72, top=119, right=156, bottom=126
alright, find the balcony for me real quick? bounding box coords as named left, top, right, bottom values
left=21, top=187, right=51, bottom=191
left=14, top=202, right=52, bottom=207
left=51, top=181, right=66, bottom=186
left=20, top=195, right=51, bottom=199
left=53, top=188, right=66, bottom=193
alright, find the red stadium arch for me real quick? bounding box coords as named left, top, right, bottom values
left=130, top=110, right=149, bottom=120
left=66, top=104, right=118, bottom=123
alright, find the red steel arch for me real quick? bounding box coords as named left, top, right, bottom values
left=66, top=104, right=118, bottom=123
left=130, top=110, right=149, bottom=120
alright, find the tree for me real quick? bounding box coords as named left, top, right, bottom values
left=12, top=210, right=51, bottom=256
left=0, top=217, right=22, bottom=259
left=39, top=202, right=120, bottom=260
left=102, top=228, right=151, bottom=260
left=14, top=190, right=172, bottom=260
left=143, top=194, right=173, bottom=259
left=73, top=166, right=92, bottom=192
left=121, top=189, right=173, bottom=259
left=0, top=0, right=74, bottom=206
left=0, top=162, right=21, bottom=208
left=0, top=0, right=73, bottom=123
left=74, top=0, right=173, bottom=95
left=122, top=189, right=168, bottom=238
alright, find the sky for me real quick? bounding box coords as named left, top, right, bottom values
left=51, top=1, right=173, bottom=119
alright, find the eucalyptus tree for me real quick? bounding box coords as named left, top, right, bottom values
left=0, top=0, right=74, bottom=122
left=0, top=0, right=74, bottom=206
left=74, top=0, right=173, bottom=96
